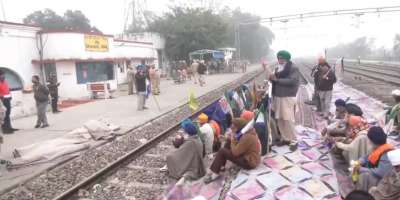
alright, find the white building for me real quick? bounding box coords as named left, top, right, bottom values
left=0, top=21, right=163, bottom=118
left=117, top=32, right=166, bottom=72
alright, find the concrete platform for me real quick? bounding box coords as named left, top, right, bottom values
left=0, top=66, right=259, bottom=192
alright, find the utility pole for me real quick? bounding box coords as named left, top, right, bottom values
left=0, top=0, right=6, bottom=21
left=123, top=0, right=148, bottom=34
left=234, top=23, right=241, bottom=60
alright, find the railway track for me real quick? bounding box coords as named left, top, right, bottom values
left=297, top=60, right=398, bottom=103
left=343, top=64, right=400, bottom=86
left=61, top=71, right=266, bottom=200
left=1, top=70, right=264, bottom=200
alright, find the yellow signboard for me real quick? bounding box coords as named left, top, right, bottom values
left=84, top=35, right=109, bottom=52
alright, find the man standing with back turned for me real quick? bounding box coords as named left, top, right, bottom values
left=269, top=50, right=300, bottom=151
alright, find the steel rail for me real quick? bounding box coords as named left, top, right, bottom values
left=345, top=65, right=400, bottom=79
left=299, top=60, right=400, bottom=86
left=52, top=70, right=262, bottom=200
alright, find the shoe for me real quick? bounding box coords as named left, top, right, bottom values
left=35, top=124, right=41, bottom=128
left=11, top=128, right=19, bottom=131
left=276, top=140, right=290, bottom=147
left=41, top=124, right=49, bottom=128
left=53, top=110, right=61, bottom=114
left=3, top=129, right=14, bottom=134
left=289, top=142, right=298, bottom=152
left=143, top=107, right=149, bottom=110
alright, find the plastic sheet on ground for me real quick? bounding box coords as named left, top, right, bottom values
left=224, top=125, right=337, bottom=200
left=12, top=119, right=120, bottom=166
left=163, top=81, right=400, bottom=199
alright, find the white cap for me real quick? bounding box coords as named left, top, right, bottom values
left=388, top=149, right=400, bottom=166
left=391, top=89, right=400, bottom=96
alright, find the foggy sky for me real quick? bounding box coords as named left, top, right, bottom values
left=1, top=0, right=400, bottom=57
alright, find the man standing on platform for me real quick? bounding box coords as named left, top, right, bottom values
left=149, top=64, right=160, bottom=95
left=0, top=70, right=18, bottom=134
left=32, top=75, right=50, bottom=128
left=127, top=66, right=136, bottom=95
left=47, top=72, right=61, bottom=113
left=191, top=60, right=199, bottom=84
left=197, top=60, right=207, bottom=87
left=269, top=50, right=300, bottom=151
left=135, top=60, right=149, bottom=110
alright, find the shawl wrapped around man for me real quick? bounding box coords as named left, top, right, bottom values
left=166, top=120, right=206, bottom=180
left=336, top=116, right=371, bottom=164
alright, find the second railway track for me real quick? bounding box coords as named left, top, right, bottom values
left=298, top=59, right=399, bottom=104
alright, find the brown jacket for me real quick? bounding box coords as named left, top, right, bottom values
left=231, top=129, right=261, bottom=168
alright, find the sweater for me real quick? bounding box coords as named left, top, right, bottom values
left=33, top=84, right=50, bottom=103
left=135, top=71, right=147, bottom=92
left=231, top=129, right=261, bottom=168
left=272, top=63, right=300, bottom=97
left=359, top=152, right=393, bottom=179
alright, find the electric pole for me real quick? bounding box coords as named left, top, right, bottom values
left=0, top=0, right=6, bottom=21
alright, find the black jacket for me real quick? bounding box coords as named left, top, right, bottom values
left=197, top=63, right=206, bottom=74
left=317, top=69, right=337, bottom=91
left=135, top=71, right=148, bottom=92
left=272, top=62, right=300, bottom=97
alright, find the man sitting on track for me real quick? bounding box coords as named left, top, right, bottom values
left=165, top=119, right=206, bottom=181
left=197, top=113, right=215, bottom=156
left=352, top=126, right=395, bottom=192
left=203, top=118, right=261, bottom=183
left=335, top=115, right=371, bottom=164
left=369, top=148, right=400, bottom=200
left=322, top=98, right=348, bottom=138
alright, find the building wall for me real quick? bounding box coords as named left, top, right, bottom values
left=0, top=24, right=41, bottom=87
left=41, top=32, right=114, bottom=60
left=0, top=23, right=42, bottom=118
left=0, top=23, right=164, bottom=119
left=116, top=32, right=165, bottom=69
left=115, top=61, right=127, bottom=84
left=56, top=61, right=118, bottom=99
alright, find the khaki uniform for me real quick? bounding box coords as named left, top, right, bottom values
left=149, top=68, right=160, bottom=94
left=127, top=68, right=136, bottom=94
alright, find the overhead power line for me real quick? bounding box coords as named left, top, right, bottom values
left=239, top=6, right=400, bottom=25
